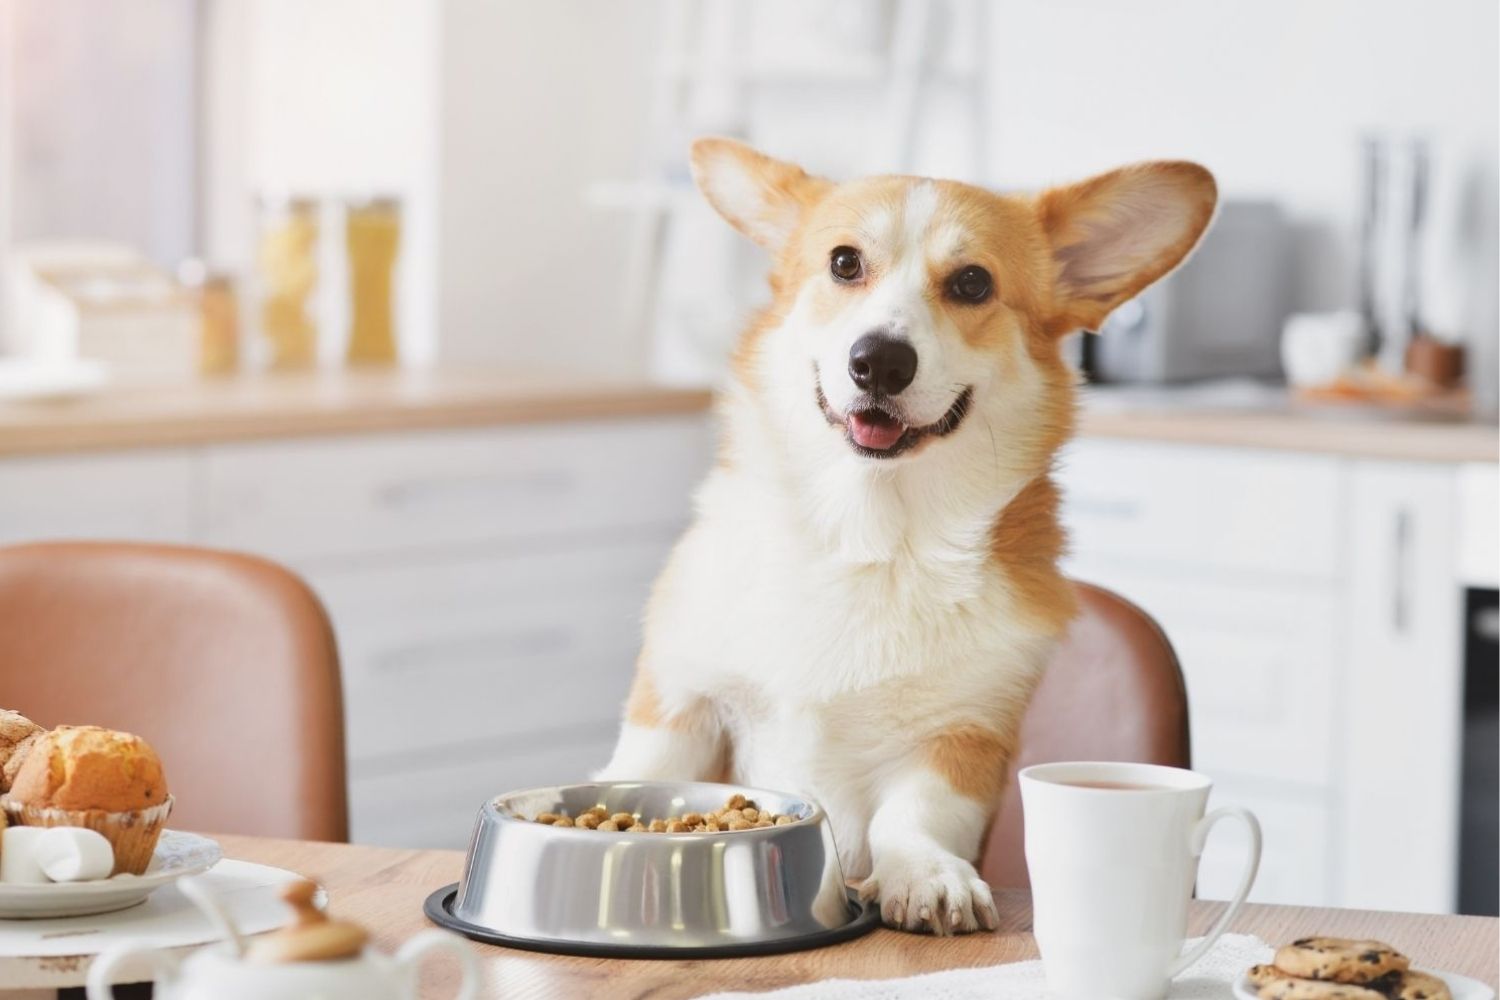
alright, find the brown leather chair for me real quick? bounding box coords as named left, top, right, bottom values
left=0, top=541, right=348, bottom=842
left=981, top=581, right=1189, bottom=888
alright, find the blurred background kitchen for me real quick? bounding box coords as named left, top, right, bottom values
left=0, top=0, right=1494, bottom=916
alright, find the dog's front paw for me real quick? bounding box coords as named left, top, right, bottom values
left=858, top=852, right=999, bottom=935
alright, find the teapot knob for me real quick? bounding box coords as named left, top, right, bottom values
left=245, top=880, right=368, bottom=964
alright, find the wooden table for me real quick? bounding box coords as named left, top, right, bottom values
left=201, top=835, right=1498, bottom=999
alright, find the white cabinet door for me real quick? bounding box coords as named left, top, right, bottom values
left=350, top=736, right=619, bottom=848
left=1057, top=440, right=1343, bottom=580
left=1339, top=461, right=1463, bottom=913
left=0, top=451, right=195, bottom=544
left=311, top=536, right=671, bottom=767
left=1056, top=566, right=1341, bottom=788
left=1198, top=777, right=1334, bottom=907
left=202, top=416, right=713, bottom=563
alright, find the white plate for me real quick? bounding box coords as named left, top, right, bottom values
left=1234, top=968, right=1495, bottom=1000
left=0, top=831, right=222, bottom=919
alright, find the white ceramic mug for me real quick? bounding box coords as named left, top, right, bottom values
left=1020, top=761, right=1261, bottom=1000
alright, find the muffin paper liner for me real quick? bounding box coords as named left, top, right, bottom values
left=1, top=794, right=173, bottom=875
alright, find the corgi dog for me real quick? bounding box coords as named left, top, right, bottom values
left=599, top=139, right=1216, bottom=934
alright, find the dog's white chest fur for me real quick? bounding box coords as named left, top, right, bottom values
left=641, top=454, right=1055, bottom=873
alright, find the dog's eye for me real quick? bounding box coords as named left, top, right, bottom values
left=829, top=246, right=863, bottom=283
left=949, top=265, right=993, bottom=303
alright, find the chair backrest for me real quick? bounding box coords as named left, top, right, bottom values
left=0, top=541, right=348, bottom=841
left=981, top=581, right=1189, bottom=888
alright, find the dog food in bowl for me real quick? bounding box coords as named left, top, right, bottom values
left=531, top=793, right=799, bottom=832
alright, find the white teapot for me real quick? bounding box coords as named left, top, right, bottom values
left=87, top=877, right=479, bottom=1000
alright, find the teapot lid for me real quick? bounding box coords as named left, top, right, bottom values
left=246, top=881, right=368, bottom=964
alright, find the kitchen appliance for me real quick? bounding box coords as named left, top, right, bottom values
left=1458, top=587, right=1498, bottom=916
left=1077, top=200, right=1293, bottom=383
left=425, top=781, right=879, bottom=957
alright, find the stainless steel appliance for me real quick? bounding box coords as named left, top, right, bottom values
left=1077, top=200, right=1294, bottom=383
left=1459, top=587, right=1498, bottom=916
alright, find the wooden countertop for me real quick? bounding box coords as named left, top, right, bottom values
left=1077, top=386, right=1499, bottom=464
left=0, top=369, right=713, bottom=458
left=85, top=835, right=1500, bottom=998
left=0, top=369, right=1493, bottom=463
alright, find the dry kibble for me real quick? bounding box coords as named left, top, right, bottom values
left=531, top=795, right=783, bottom=835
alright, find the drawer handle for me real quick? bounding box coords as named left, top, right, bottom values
left=371, top=626, right=576, bottom=674
left=1392, top=507, right=1412, bottom=634
left=376, top=470, right=575, bottom=510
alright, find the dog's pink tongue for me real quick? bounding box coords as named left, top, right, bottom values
left=848, top=411, right=906, bottom=451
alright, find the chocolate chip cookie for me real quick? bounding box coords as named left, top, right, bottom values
left=1273, top=938, right=1412, bottom=984
left=1383, top=970, right=1452, bottom=1000
left=1248, top=964, right=1392, bottom=1000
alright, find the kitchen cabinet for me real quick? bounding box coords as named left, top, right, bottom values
left=1058, top=438, right=1489, bottom=912
left=0, top=413, right=714, bottom=850
left=0, top=451, right=195, bottom=544
left=1339, top=462, right=1463, bottom=913
left=0, top=407, right=1489, bottom=912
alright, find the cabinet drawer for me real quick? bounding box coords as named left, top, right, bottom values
left=312, top=538, right=670, bottom=764
left=1058, top=440, right=1343, bottom=579
left=350, top=737, right=616, bottom=848
left=1198, top=779, right=1333, bottom=906
left=1059, top=566, right=1341, bottom=786
left=202, top=416, right=712, bottom=562
left=0, top=451, right=194, bottom=544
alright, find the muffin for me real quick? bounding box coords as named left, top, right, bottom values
left=0, top=710, right=45, bottom=793
left=2, top=726, right=171, bottom=875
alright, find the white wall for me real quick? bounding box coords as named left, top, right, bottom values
left=979, top=0, right=1498, bottom=334
left=435, top=0, right=662, bottom=374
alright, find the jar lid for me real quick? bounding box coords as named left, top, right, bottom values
left=245, top=881, right=368, bottom=964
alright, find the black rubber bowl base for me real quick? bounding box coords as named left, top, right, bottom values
left=422, top=883, right=881, bottom=959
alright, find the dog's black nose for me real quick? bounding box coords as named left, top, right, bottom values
left=848, top=334, right=918, bottom=396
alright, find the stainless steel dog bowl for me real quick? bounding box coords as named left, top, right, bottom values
left=424, top=781, right=879, bottom=957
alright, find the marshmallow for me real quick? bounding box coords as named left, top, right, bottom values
left=0, top=826, right=116, bottom=883
left=0, top=826, right=50, bottom=883
left=36, top=827, right=115, bottom=882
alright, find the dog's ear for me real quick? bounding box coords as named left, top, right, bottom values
left=690, top=138, right=830, bottom=250
left=1036, top=161, right=1217, bottom=336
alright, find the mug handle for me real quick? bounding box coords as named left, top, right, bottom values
left=1167, top=806, right=1262, bottom=978
left=86, top=945, right=172, bottom=1000
left=395, top=929, right=481, bottom=1000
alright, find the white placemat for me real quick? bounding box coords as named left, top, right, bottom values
left=0, top=859, right=307, bottom=990
left=694, top=933, right=1274, bottom=1000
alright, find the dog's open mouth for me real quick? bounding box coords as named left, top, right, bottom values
left=815, top=374, right=973, bottom=459
left=848, top=407, right=907, bottom=451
